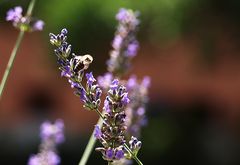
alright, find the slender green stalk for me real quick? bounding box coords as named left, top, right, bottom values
left=0, top=0, right=37, bottom=100
left=79, top=116, right=103, bottom=165
left=0, top=30, right=24, bottom=100
left=124, top=143, right=143, bottom=165
left=26, top=0, right=36, bottom=16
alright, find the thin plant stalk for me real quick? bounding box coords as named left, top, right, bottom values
left=0, top=0, right=37, bottom=100
left=79, top=116, right=103, bottom=165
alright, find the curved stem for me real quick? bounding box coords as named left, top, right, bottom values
left=79, top=116, right=103, bottom=165
left=0, top=0, right=37, bottom=100
left=124, top=143, right=143, bottom=165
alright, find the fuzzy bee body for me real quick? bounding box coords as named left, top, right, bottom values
left=70, top=54, right=93, bottom=73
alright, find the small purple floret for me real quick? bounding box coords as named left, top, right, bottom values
left=79, top=87, right=87, bottom=102
left=126, top=42, right=139, bottom=57
left=106, top=148, right=114, bottom=159
left=94, top=125, right=102, bottom=139
left=115, top=149, right=124, bottom=159
left=116, top=8, right=128, bottom=22
left=47, top=151, right=60, bottom=165
left=110, top=79, right=119, bottom=90
left=121, top=93, right=130, bottom=105
left=112, top=35, right=123, bottom=50
left=127, top=75, right=137, bottom=90
left=141, top=76, right=151, bottom=89
left=86, top=72, right=96, bottom=86
left=6, top=6, right=22, bottom=22
left=28, top=155, right=39, bottom=165
left=97, top=73, right=113, bottom=89
left=103, top=99, right=110, bottom=113
left=33, top=20, right=44, bottom=31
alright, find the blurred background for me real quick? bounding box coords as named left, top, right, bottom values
left=1, top=0, right=240, bottom=164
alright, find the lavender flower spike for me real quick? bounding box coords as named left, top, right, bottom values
left=95, top=79, right=130, bottom=163
left=125, top=75, right=151, bottom=138
left=107, top=8, right=140, bottom=76
left=49, top=29, right=102, bottom=111
left=28, top=119, right=64, bottom=165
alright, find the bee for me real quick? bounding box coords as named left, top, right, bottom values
left=70, top=54, right=93, bottom=72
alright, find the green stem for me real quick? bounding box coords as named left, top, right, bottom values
left=0, top=30, right=24, bottom=100
left=0, top=0, right=37, bottom=100
left=79, top=116, right=104, bottom=165
left=26, top=0, right=36, bottom=16
left=124, top=143, right=143, bottom=165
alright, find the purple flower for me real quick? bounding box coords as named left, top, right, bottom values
left=6, top=6, right=22, bottom=22
left=141, top=76, right=151, bottom=89
left=61, top=66, right=71, bottom=77
left=94, top=125, right=102, bottom=139
left=112, top=35, right=123, bottom=50
left=137, top=107, right=145, bottom=116
left=40, top=119, right=64, bottom=144
left=86, top=72, right=96, bottom=86
left=129, top=136, right=142, bottom=154
left=46, top=151, right=60, bottom=165
left=28, top=151, right=60, bottom=165
left=95, top=87, right=102, bottom=100
left=115, top=149, right=124, bottom=159
left=28, top=155, right=39, bottom=165
left=79, top=87, right=87, bottom=102
left=68, top=79, right=80, bottom=88
left=110, top=79, right=119, bottom=90
left=97, top=73, right=113, bottom=90
left=103, top=99, right=110, bottom=113
left=126, top=41, right=139, bottom=57
left=116, top=8, right=128, bottom=22
left=33, top=20, right=44, bottom=31
left=116, top=8, right=139, bottom=26
left=106, top=148, right=114, bottom=159
left=107, top=8, right=140, bottom=75
left=121, top=93, right=130, bottom=105
left=127, top=75, right=137, bottom=90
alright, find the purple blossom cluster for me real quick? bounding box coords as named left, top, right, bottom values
left=107, top=8, right=140, bottom=76
left=125, top=75, right=151, bottom=138
left=28, top=120, right=64, bottom=165
left=94, top=79, right=129, bottom=162
left=49, top=29, right=102, bottom=110
left=6, top=6, right=44, bottom=31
